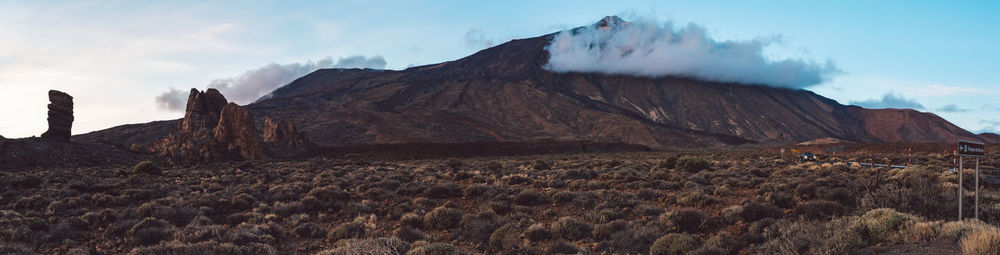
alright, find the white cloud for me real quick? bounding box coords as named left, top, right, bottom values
left=464, top=28, right=495, bottom=50
left=544, top=16, right=841, bottom=88
left=155, top=56, right=387, bottom=110
left=849, top=92, right=925, bottom=110
left=936, top=104, right=969, bottom=113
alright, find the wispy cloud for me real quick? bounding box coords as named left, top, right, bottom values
left=979, top=120, right=1000, bottom=133
left=463, top=28, right=495, bottom=50
left=850, top=92, right=925, bottom=109
left=936, top=104, right=969, bottom=113
left=155, top=56, right=387, bottom=111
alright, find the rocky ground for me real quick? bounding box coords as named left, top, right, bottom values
left=1, top=150, right=999, bottom=254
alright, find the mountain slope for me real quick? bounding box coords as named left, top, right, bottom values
left=79, top=18, right=987, bottom=149
left=246, top=26, right=981, bottom=148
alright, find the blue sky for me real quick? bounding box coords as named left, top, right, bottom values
left=1, top=0, right=998, bottom=138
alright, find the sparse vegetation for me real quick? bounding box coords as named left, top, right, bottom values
left=651, top=233, right=700, bottom=255
left=2, top=150, right=999, bottom=253
left=132, top=160, right=161, bottom=175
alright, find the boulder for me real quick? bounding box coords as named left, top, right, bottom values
left=40, top=90, right=74, bottom=141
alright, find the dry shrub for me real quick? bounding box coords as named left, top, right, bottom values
left=703, top=233, right=740, bottom=255
left=764, top=192, right=797, bottom=209
left=488, top=223, right=521, bottom=251
left=713, top=185, right=732, bottom=197
left=0, top=243, right=37, bottom=255
left=524, top=223, right=551, bottom=242
left=424, top=183, right=461, bottom=199
left=423, top=207, right=462, bottom=230
left=530, top=160, right=550, bottom=171
left=677, top=157, right=710, bottom=173
left=455, top=212, right=501, bottom=246
left=856, top=208, right=918, bottom=242
left=485, top=161, right=503, bottom=174
left=133, top=161, right=161, bottom=175
left=551, top=191, right=577, bottom=204
left=514, top=189, right=547, bottom=206
left=677, top=191, right=715, bottom=207
left=394, top=226, right=427, bottom=243
left=407, top=241, right=460, bottom=255
left=742, top=202, right=783, bottom=222
left=293, top=222, right=326, bottom=238
left=328, top=220, right=367, bottom=242
left=128, top=241, right=277, bottom=255
left=650, top=233, right=700, bottom=255
left=400, top=213, right=423, bottom=229
left=592, top=220, right=627, bottom=240
left=660, top=208, right=707, bottom=233
left=546, top=240, right=579, bottom=254
left=794, top=200, right=846, bottom=221
left=940, top=220, right=994, bottom=242
left=318, top=237, right=409, bottom=255
left=895, top=220, right=943, bottom=243
left=961, top=228, right=1000, bottom=255
left=128, top=217, right=177, bottom=246
left=551, top=216, right=592, bottom=241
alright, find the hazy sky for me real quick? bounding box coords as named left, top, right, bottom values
left=1, top=1, right=998, bottom=138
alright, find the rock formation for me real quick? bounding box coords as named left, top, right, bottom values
left=153, top=89, right=263, bottom=164
left=262, top=116, right=312, bottom=157
left=180, top=88, right=228, bottom=132
left=41, top=90, right=74, bottom=141
left=213, top=103, right=262, bottom=160
left=151, top=89, right=312, bottom=164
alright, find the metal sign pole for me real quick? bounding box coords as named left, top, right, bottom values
left=975, top=157, right=980, bottom=220
left=959, top=156, right=963, bottom=221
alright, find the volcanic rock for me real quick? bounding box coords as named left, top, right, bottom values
left=180, top=88, right=228, bottom=132
left=262, top=116, right=312, bottom=157
left=41, top=90, right=74, bottom=141
left=153, top=89, right=264, bottom=164
left=213, top=103, right=262, bottom=160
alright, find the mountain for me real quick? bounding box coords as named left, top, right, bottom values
left=79, top=17, right=988, bottom=149
left=981, top=133, right=1000, bottom=144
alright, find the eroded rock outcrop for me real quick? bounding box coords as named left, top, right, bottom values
left=152, top=89, right=311, bottom=164
left=214, top=103, right=262, bottom=160
left=41, top=90, right=74, bottom=141
left=262, top=116, right=312, bottom=157
left=180, top=88, right=228, bottom=132
left=153, top=89, right=263, bottom=164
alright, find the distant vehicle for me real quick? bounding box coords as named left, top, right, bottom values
left=800, top=152, right=817, bottom=162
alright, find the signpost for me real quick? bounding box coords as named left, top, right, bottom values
left=957, top=140, right=986, bottom=221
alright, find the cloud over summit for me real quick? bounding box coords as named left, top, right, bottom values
left=543, top=17, right=840, bottom=89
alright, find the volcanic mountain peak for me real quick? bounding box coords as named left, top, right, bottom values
left=596, top=15, right=627, bottom=29
left=77, top=17, right=992, bottom=151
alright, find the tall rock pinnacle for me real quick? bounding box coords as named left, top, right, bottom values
left=41, top=90, right=74, bottom=141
